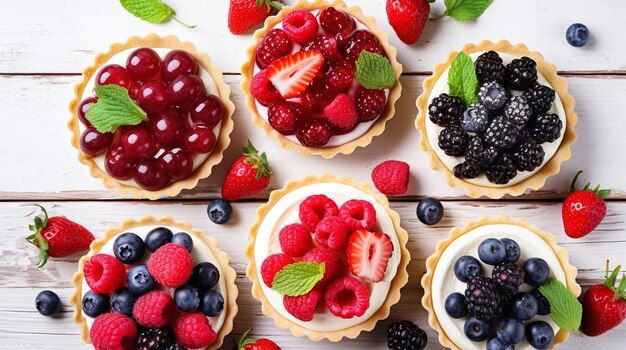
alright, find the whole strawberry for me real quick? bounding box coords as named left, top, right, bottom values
left=228, top=0, right=282, bottom=35
left=386, top=0, right=431, bottom=45
left=26, top=205, right=94, bottom=267
left=236, top=329, right=281, bottom=350
left=581, top=262, right=626, bottom=336
left=222, top=140, right=272, bottom=201
left=562, top=171, right=610, bottom=238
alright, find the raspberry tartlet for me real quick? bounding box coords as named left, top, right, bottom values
left=246, top=174, right=410, bottom=341
left=69, top=34, right=235, bottom=199
left=421, top=216, right=581, bottom=350
left=241, top=0, right=402, bottom=158
left=70, top=216, right=238, bottom=350
left=416, top=41, right=577, bottom=198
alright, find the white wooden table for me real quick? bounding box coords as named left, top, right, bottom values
left=1, top=0, right=625, bottom=349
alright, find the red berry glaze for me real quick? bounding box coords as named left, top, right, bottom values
left=134, top=159, right=170, bottom=191
left=327, top=59, right=355, bottom=91
left=159, top=148, right=194, bottom=180
left=342, top=30, right=384, bottom=62
left=339, top=199, right=377, bottom=232
left=105, top=146, right=135, bottom=180
left=190, top=94, right=223, bottom=128
left=278, top=223, right=312, bottom=258
left=283, top=288, right=322, bottom=322
left=299, top=194, right=340, bottom=231
left=148, top=243, right=194, bottom=288
left=83, top=254, right=126, bottom=294
left=314, top=216, right=349, bottom=252
left=120, top=127, right=157, bottom=160
left=96, top=64, right=133, bottom=90
left=90, top=313, right=137, bottom=350
left=185, top=125, right=216, bottom=154
left=250, top=69, right=285, bottom=106
left=301, top=34, right=338, bottom=62
left=168, top=74, right=206, bottom=110
left=356, top=88, right=387, bottom=122
left=161, top=50, right=199, bottom=83
left=80, top=127, right=113, bottom=157
left=174, top=312, right=217, bottom=349
left=77, top=96, right=97, bottom=127
left=133, top=290, right=175, bottom=328
left=256, top=29, right=293, bottom=69
left=283, top=10, right=319, bottom=44
left=296, top=121, right=333, bottom=148
left=137, top=81, right=170, bottom=114
left=268, top=104, right=299, bottom=135
left=126, top=47, right=161, bottom=82
left=302, top=247, right=340, bottom=285
left=297, top=77, right=335, bottom=112
left=149, top=109, right=187, bottom=149
left=260, top=253, right=294, bottom=288
left=319, top=7, right=356, bottom=36
left=324, top=276, right=370, bottom=319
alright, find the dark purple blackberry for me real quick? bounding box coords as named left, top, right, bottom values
left=523, top=83, right=556, bottom=114
left=512, top=139, right=545, bottom=172
left=504, top=56, right=538, bottom=90
left=465, top=276, right=502, bottom=321
left=454, top=162, right=481, bottom=179
left=461, top=104, right=489, bottom=134
left=477, top=81, right=509, bottom=110
left=428, top=93, right=465, bottom=127
left=529, top=113, right=563, bottom=144
left=165, top=345, right=186, bottom=350
left=504, top=95, right=533, bottom=129
left=465, top=136, right=498, bottom=168
left=484, top=116, right=518, bottom=149
left=492, top=263, right=525, bottom=299
left=438, top=126, right=469, bottom=156
left=137, top=327, right=174, bottom=350
left=387, top=320, right=428, bottom=350
left=475, top=51, right=505, bottom=83
left=486, top=154, right=518, bottom=184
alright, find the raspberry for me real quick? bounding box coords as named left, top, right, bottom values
left=314, top=216, right=349, bottom=252
left=302, top=248, right=340, bottom=285
left=283, top=10, right=319, bottom=44
left=322, top=94, right=358, bottom=131
left=84, top=254, right=126, bottom=294
left=279, top=223, right=312, bottom=257
left=327, top=59, right=355, bottom=91
left=356, top=88, right=386, bottom=122
left=148, top=243, right=193, bottom=289
left=261, top=253, right=294, bottom=287
left=319, top=7, right=355, bottom=36
left=301, top=34, right=338, bottom=62
left=250, top=69, right=284, bottom=106
left=342, top=30, right=384, bottom=62
left=173, top=312, right=217, bottom=349
left=371, top=160, right=410, bottom=195
left=339, top=199, right=377, bottom=232
left=297, top=77, right=335, bottom=111
left=324, top=276, right=370, bottom=319
left=90, top=313, right=137, bottom=350
left=299, top=194, right=340, bottom=231
left=296, top=121, right=333, bottom=147
left=268, top=103, right=299, bottom=135
left=133, top=291, right=175, bottom=328
left=256, top=29, right=293, bottom=69
left=283, top=288, right=322, bottom=321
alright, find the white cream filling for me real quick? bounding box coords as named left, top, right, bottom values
left=425, top=52, right=566, bottom=186
left=431, top=224, right=567, bottom=350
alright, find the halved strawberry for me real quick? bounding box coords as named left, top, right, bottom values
left=347, top=229, right=394, bottom=282
left=266, top=51, right=324, bottom=99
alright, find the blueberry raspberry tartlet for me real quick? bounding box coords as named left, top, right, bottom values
left=421, top=216, right=580, bottom=350
left=69, top=35, right=235, bottom=199
left=245, top=174, right=410, bottom=341
left=416, top=41, right=577, bottom=198
left=241, top=0, right=402, bottom=158
left=70, top=216, right=238, bottom=350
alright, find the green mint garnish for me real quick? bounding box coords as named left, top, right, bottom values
left=85, top=84, right=148, bottom=133
left=447, top=51, right=479, bottom=105
left=443, top=0, right=493, bottom=22
left=271, top=262, right=325, bottom=297
left=539, top=278, right=583, bottom=333
left=355, top=51, right=397, bottom=90
left=119, top=0, right=196, bottom=28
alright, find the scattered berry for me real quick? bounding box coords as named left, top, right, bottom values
left=386, top=320, right=428, bottom=350
left=90, top=313, right=137, bottom=350
left=299, top=194, right=339, bottom=231
left=475, top=51, right=505, bottom=83
left=110, top=287, right=135, bottom=317
left=386, top=0, right=430, bottom=44
left=84, top=254, right=126, bottom=294
left=283, top=10, right=319, bottom=44
left=260, top=253, right=294, bottom=287
left=445, top=292, right=468, bottom=319
left=355, top=88, right=387, bottom=122
left=325, top=276, right=370, bottom=319
left=283, top=288, right=322, bottom=322
left=228, top=0, right=280, bottom=35
left=82, top=290, right=109, bottom=318
left=222, top=141, right=272, bottom=201
left=207, top=199, right=233, bottom=224
left=190, top=262, right=221, bottom=291
left=36, top=290, right=61, bottom=316
left=302, top=248, right=340, bottom=285
left=145, top=226, right=173, bottom=253
left=428, top=93, right=464, bottom=127
left=133, top=290, right=175, bottom=327
left=199, top=290, right=225, bottom=317
left=173, top=312, right=217, bottom=349
left=454, top=255, right=482, bottom=283
left=504, top=57, right=538, bottom=90
left=563, top=171, right=610, bottom=239
left=256, top=29, right=293, bottom=69
left=171, top=232, right=193, bottom=253
left=113, top=232, right=145, bottom=265
left=371, top=160, right=410, bottom=195
left=174, top=285, right=200, bottom=312
left=438, top=126, right=469, bottom=156
left=314, top=216, right=349, bottom=252
left=339, top=199, right=377, bottom=232
left=416, top=197, right=444, bottom=225
left=566, top=23, right=590, bottom=47
left=347, top=229, right=394, bottom=282
left=581, top=263, right=626, bottom=336
left=279, top=223, right=312, bottom=257
left=237, top=330, right=281, bottom=350
left=126, top=264, right=156, bottom=296
left=148, top=243, right=194, bottom=288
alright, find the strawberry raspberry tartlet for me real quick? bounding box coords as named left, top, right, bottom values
left=246, top=174, right=410, bottom=341
left=242, top=0, right=402, bottom=158
left=70, top=216, right=238, bottom=350
left=69, top=34, right=235, bottom=199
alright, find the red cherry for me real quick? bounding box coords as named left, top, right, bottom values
left=134, top=159, right=170, bottom=190
left=126, top=48, right=161, bottom=81
left=77, top=96, right=97, bottom=127
left=168, top=75, right=206, bottom=110
left=159, top=148, right=194, bottom=180
left=95, top=64, right=132, bottom=90
left=104, top=146, right=135, bottom=180
left=80, top=127, right=113, bottom=156
left=296, top=121, right=332, bottom=147
left=149, top=109, right=187, bottom=149
left=137, top=81, right=170, bottom=114
left=190, top=95, right=223, bottom=128
left=185, top=125, right=216, bottom=154
left=120, top=127, right=157, bottom=159
left=161, top=50, right=199, bottom=83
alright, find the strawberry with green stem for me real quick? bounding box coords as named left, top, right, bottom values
left=581, top=261, right=626, bottom=336
left=235, top=329, right=281, bottom=350
left=228, top=0, right=283, bottom=35
left=221, top=140, right=273, bottom=201
left=562, top=171, right=610, bottom=238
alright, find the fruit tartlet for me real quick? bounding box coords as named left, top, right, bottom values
left=421, top=216, right=581, bottom=350
left=416, top=40, right=577, bottom=198
left=246, top=174, right=410, bottom=341
left=242, top=0, right=402, bottom=158
left=70, top=216, right=238, bottom=350
left=69, top=34, right=235, bottom=199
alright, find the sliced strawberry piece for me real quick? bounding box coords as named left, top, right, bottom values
left=347, top=229, right=394, bottom=283
left=267, top=51, right=324, bottom=99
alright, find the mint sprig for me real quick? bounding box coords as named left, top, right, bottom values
left=85, top=85, right=148, bottom=133
left=271, top=262, right=325, bottom=297
left=119, top=0, right=196, bottom=28
left=539, top=278, right=582, bottom=333
left=355, top=51, right=397, bottom=90
left=448, top=51, right=478, bottom=105
left=443, top=0, right=493, bottom=21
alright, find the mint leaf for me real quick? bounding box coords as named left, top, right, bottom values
left=355, top=51, right=396, bottom=90
left=444, top=0, right=493, bottom=21
left=119, top=0, right=196, bottom=28
left=539, top=278, right=582, bottom=332
left=448, top=51, right=478, bottom=105
left=86, top=85, right=148, bottom=133
left=271, top=262, right=325, bottom=297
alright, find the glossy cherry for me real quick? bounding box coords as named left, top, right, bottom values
left=185, top=125, right=216, bottom=154
left=159, top=148, right=194, bottom=180
left=77, top=96, right=97, bottom=127
left=168, top=75, right=205, bottom=110
left=104, top=146, right=135, bottom=180
left=190, top=94, right=223, bottom=128
left=149, top=109, right=187, bottom=149
left=134, top=159, right=170, bottom=190
left=95, top=64, right=133, bottom=90
left=120, top=127, right=157, bottom=160
left=161, top=50, right=199, bottom=83
left=137, top=81, right=170, bottom=114
left=126, top=48, right=161, bottom=81
left=79, top=127, right=113, bottom=157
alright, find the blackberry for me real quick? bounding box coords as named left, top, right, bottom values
left=475, top=51, right=505, bottom=83
left=486, top=154, right=518, bottom=184
left=529, top=113, right=563, bottom=144
left=523, top=83, right=556, bottom=114
left=466, top=136, right=498, bottom=168
left=504, top=56, right=538, bottom=90
left=165, top=345, right=186, bottom=350
left=465, top=276, right=502, bottom=320
left=492, top=263, right=525, bottom=299
left=512, top=139, right=545, bottom=172
left=137, top=327, right=174, bottom=350
left=504, top=96, right=533, bottom=129
left=428, top=93, right=465, bottom=127
left=438, top=126, right=469, bottom=156
left=484, top=116, right=518, bottom=149
left=454, top=162, right=481, bottom=179
left=461, top=104, right=489, bottom=134
left=478, top=81, right=509, bottom=110
left=387, top=320, right=428, bottom=350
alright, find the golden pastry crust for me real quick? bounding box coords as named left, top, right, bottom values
left=68, top=34, right=235, bottom=199
left=421, top=215, right=581, bottom=350
left=241, top=0, right=403, bottom=159
left=415, top=40, right=577, bottom=198
left=245, top=174, right=410, bottom=341
left=69, top=216, right=238, bottom=350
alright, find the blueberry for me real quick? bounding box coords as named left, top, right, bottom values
left=416, top=197, right=444, bottom=225
left=171, top=232, right=193, bottom=253
left=526, top=321, right=555, bottom=349
left=81, top=290, right=109, bottom=317
left=464, top=316, right=491, bottom=342
left=189, top=262, right=220, bottom=290
left=496, top=317, right=525, bottom=345
left=445, top=292, right=468, bottom=319
left=113, top=232, right=145, bottom=264
left=566, top=23, right=589, bottom=47
left=127, top=264, right=156, bottom=296
left=487, top=336, right=513, bottom=350
left=454, top=255, right=482, bottom=283
left=508, top=292, right=538, bottom=320
left=531, top=288, right=551, bottom=315
left=500, top=238, right=520, bottom=263
left=207, top=199, right=232, bottom=224
left=174, top=285, right=200, bottom=312
left=523, top=258, right=550, bottom=287
left=110, top=287, right=136, bottom=317
left=36, top=290, right=61, bottom=316
left=478, top=238, right=506, bottom=265
left=145, top=227, right=173, bottom=252
left=199, top=290, right=224, bottom=317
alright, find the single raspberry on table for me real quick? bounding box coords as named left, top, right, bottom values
left=279, top=223, right=312, bottom=258
left=173, top=312, right=217, bottom=349
left=282, top=10, right=319, bottom=44
left=339, top=199, right=377, bottom=232
left=250, top=69, right=285, bottom=106
left=325, top=276, right=370, bottom=319
left=261, top=253, right=294, bottom=287
left=83, top=254, right=126, bottom=294
left=356, top=87, right=387, bottom=122
left=283, top=288, right=322, bottom=322
left=371, top=160, right=410, bottom=195
left=322, top=94, right=358, bottom=132
left=299, top=194, right=340, bottom=231
left=315, top=216, right=349, bottom=252
left=133, top=290, right=175, bottom=328
left=268, top=103, right=299, bottom=135
left=90, top=312, right=137, bottom=350
left=148, top=243, right=193, bottom=288
left=302, top=247, right=340, bottom=285
left=301, top=34, right=339, bottom=62
left=256, top=29, right=293, bottom=69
